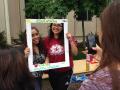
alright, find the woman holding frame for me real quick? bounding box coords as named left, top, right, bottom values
left=44, top=23, right=78, bottom=90
left=24, top=27, right=46, bottom=90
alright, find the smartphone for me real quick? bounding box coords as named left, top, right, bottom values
left=86, top=33, right=97, bottom=54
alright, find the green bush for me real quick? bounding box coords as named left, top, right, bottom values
left=0, top=31, right=9, bottom=49
left=19, top=31, right=25, bottom=44
left=12, top=31, right=25, bottom=45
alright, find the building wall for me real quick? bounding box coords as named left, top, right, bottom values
left=0, top=0, right=25, bottom=44
left=19, top=0, right=26, bottom=32
left=67, top=10, right=101, bottom=37
left=0, top=0, right=6, bottom=32
left=8, top=0, right=22, bottom=39
left=0, top=0, right=12, bottom=44
left=67, top=11, right=101, bottom=42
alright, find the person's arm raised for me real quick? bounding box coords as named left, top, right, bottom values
left=66, top=33, right=78, bottom=56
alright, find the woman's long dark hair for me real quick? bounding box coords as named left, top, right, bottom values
left=99, top=1, right=120, bottom=90
left=23, top=27, right=45, bottom=54
left=48, top=23, right=64, bottom=45
left=0, top=48, right=34, bottom=90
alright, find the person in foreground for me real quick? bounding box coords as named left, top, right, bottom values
left=79, top=1, right=120, bottom=90
left=44, top=23, right=78, bottom=90
left=0, top=48, right=34, bottom=90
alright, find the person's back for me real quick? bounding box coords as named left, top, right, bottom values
left=79, top=67, right=112, bottom=90
left=79, top=1, right=120, bottom=90
left=0, top=48, right=34, bottom=90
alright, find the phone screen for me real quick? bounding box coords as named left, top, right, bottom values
left=86, top=33, right=96, bottom=54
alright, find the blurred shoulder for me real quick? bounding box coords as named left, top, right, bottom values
left=79, top=67, right=112, bottom=90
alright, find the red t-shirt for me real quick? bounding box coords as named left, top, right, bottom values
left=44, top=37, right=73, bottom=72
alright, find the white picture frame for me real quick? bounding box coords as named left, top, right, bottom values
left=26, top=19, right=70, bottom=72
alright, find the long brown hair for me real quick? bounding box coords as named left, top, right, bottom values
left=0, top=48, right=34, bottom=90
left=99, top=1, right=120, bottom=90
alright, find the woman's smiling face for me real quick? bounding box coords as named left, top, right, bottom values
left=32, top=28, right=40, bottom=45
left=51, top=23, right=63, bottom=35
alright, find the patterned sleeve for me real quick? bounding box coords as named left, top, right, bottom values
left=79, top=68, right=112, bottom=90
left=79, top=79, right=99, bottom=90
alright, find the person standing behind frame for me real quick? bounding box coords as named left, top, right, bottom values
left=0, top=48, right=34, bottom=90
left=44, top=23, right=78, bottom=90
left=24, top=27, right=46, bottom=90
left=79, top=1, right=120, bottom=90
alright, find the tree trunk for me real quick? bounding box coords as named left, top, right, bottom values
left=82, top=19, right=85, bottom=48
left=81, top=20, right=90, bottom=71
